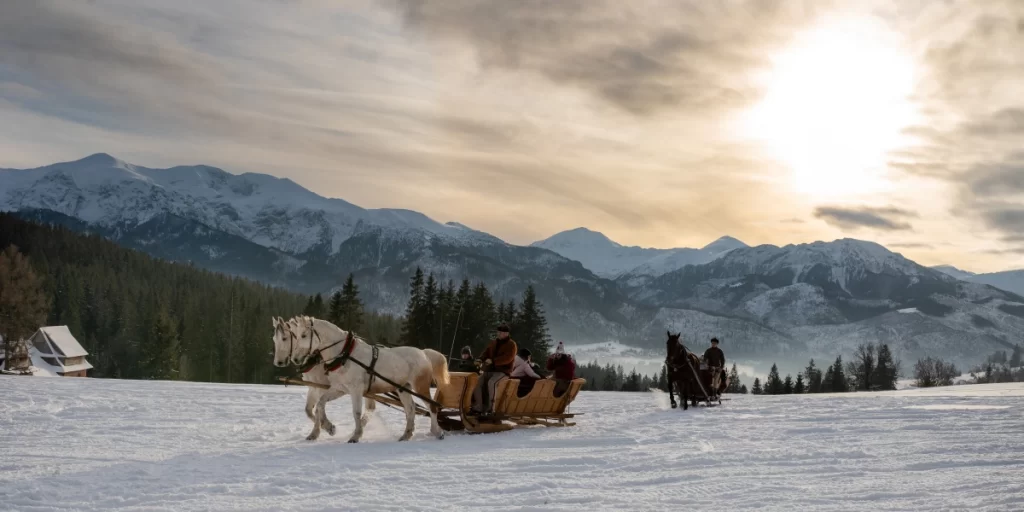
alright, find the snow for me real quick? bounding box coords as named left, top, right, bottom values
left=898, top=307, right=920, bottom=314
left=2, top=377, right=1023, bottom=511
left=35, top=326, right=89, bottom=358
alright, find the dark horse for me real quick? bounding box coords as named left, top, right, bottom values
left=665, top=332, right=702, bottom=410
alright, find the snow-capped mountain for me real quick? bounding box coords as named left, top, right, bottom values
left=628, top=239, right=1024, bottom=364
left=531, top=227, right=747, bottom=278
left=4, top=154, right=1023, bottom=368
left=0, top=153, right=502, bottom=258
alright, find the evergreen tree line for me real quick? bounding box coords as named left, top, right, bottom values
left=752, top=343, right=902, bottom=395
left=298, top=274, right=403, bottom=347
left=397, top=267, right=552, bottom=360
left=0, top=214, right=306, bottom=383
left=964, top=346, right=1024, bottom=384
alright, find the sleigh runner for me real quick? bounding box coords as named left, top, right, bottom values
left=280, top=371, right=586, bottom=434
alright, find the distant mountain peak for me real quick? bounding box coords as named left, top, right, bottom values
left=533, top=227, right=621, bottom=249
left=74, top=152, right=120, bottom=165
left=702, top=236, right=747, bottom=252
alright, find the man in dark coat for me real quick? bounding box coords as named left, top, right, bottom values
left=703, top=337, right=725, bottom=398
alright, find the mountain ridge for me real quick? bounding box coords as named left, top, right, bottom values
left=4, top=153, right=1024, bottom=369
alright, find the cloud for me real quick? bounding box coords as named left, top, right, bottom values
left=387, top=0, right=832, bottom=116
left=813, top=206, right=917, bottom=231
left=889, top=242, right=934, bottom=249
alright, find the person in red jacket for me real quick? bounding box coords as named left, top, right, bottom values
left=546, top=342, right=576, bottom=397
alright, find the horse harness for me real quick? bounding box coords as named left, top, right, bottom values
left=296, top=321, right=443, bottom=408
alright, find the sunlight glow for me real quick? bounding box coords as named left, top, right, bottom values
left=743, top=16, right=919, bottom=198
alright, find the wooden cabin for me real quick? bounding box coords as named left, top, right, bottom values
left=27, top=326, right=93, bottom=377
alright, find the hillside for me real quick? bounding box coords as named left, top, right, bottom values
left=0, top=213, right=309, bottom=382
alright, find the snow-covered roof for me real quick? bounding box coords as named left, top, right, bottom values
left=33, top=326, right=89, bottom=358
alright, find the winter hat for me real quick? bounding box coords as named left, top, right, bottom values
left=496, top=323, right=510, bottom=333
left=517, top=348, right=532, bottom=359
left=461, top=345, right=472, bottom=356
left=711, top=337, right=719, bottom=344
left=555, top=342, right=565, bottom=354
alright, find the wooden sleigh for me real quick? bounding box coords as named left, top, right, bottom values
left=280, top=372, right=586, bottom=434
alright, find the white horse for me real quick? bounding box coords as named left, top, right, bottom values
left=271, top=316, right=377, bottom=438
left=288, top=316, right=450, bottom=443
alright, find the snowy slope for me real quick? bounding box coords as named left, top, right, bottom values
left=0, top=153, right=501, bottom=256
left=2, top=375, right=1023, bottom=511
left=933, top=264, right=977, bottom=280
left=532, top=227, right=746, bottom=278
left=932, top=265, right=1024, bottom=298
left=967, top=269, right=1024, bottom=297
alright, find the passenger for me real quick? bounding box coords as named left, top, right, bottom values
left=511, top=348, right=543, bottom=397
left=546, top=342, right=576, bottom=397
left=703, top=337, right=725, bottom=398
left=470, top=323, right=517, bottom=416
left=451, top=345, right=478, bottom=373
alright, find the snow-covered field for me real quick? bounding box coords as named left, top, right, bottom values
left=2, top=376, right=1024, bottom=511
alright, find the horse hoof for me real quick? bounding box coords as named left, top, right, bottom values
left=671, top=403, right=677, bottom=409
left=399, top=433, right=413, bottom=442
left=347, top=438, right=358, bottom=444
left=324, top=423, right=336, bottom=436
left=306, top=433, right=319, bottom=441
left=438, top=432, right=446, bottom=441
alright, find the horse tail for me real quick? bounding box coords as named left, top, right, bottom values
left=423, top=349, right=450, bottom=387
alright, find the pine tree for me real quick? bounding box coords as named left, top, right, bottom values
left=783, top=374, right=794, bottom=394
left=1011, top=345, right=1023, bottom=368
left=515, top=285, right=551, bottom=359
left=727, top=363, right=741, bottom=393
left=400, top=268, right=425, bottom=346
left=849, top=343, right=875, bottom=390
left=794, top=373, right=806, bottom=393
left=822, top=364, right=835, bottom=391
left=873, top=344, right=900, bottom=390
left=658, top=365, right=669, bottom=391
left=805, top=359, right=822, bottom=393
left=328, top=291, right=343, bottom=325
left=311, top=293, right=325, bottom=318
left=339, top=274, right=363, bottom=332
left=831, top=356, right=849, bottom=392
left=0, top=245, right=48, bottom=340
left=751, top=378, right=763, bottom=395
left=146, top=306, right=180, bottom=380
left=740, top=384, right=748, bottom=394
left=766, top=363, right=784, bottom=394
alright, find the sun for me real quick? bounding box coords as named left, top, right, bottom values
left=742, top=16, right=919, bottom=199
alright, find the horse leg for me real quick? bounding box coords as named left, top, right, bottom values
left=359, top=397, right=377, bottom=428
left=397, top=389, right=416, bottom=441
left=417, top=375, right=444, bottom=439
left=347, top=393, right=366, bottom=443
left=309, top=388, right=345, bottom=441
left=306, top=387, right=338, bottom=436
left=667, top=370, right=677, bottom=409
left=681, top=378, right=690, bottom=410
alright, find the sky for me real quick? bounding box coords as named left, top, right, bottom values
left=1, top=0, right=1022, bottom=273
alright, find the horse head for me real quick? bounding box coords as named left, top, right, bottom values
left=270, top=316, right=293, bottom=367
left=287, top=315, right=320, bottom=366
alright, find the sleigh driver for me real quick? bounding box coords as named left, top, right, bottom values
left=703, top=337, right=725, bottom=398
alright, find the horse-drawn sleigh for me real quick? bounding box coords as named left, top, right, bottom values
left=272, top=316, right=585, bottom=441
left=665, top=332, right=728, bottom=410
